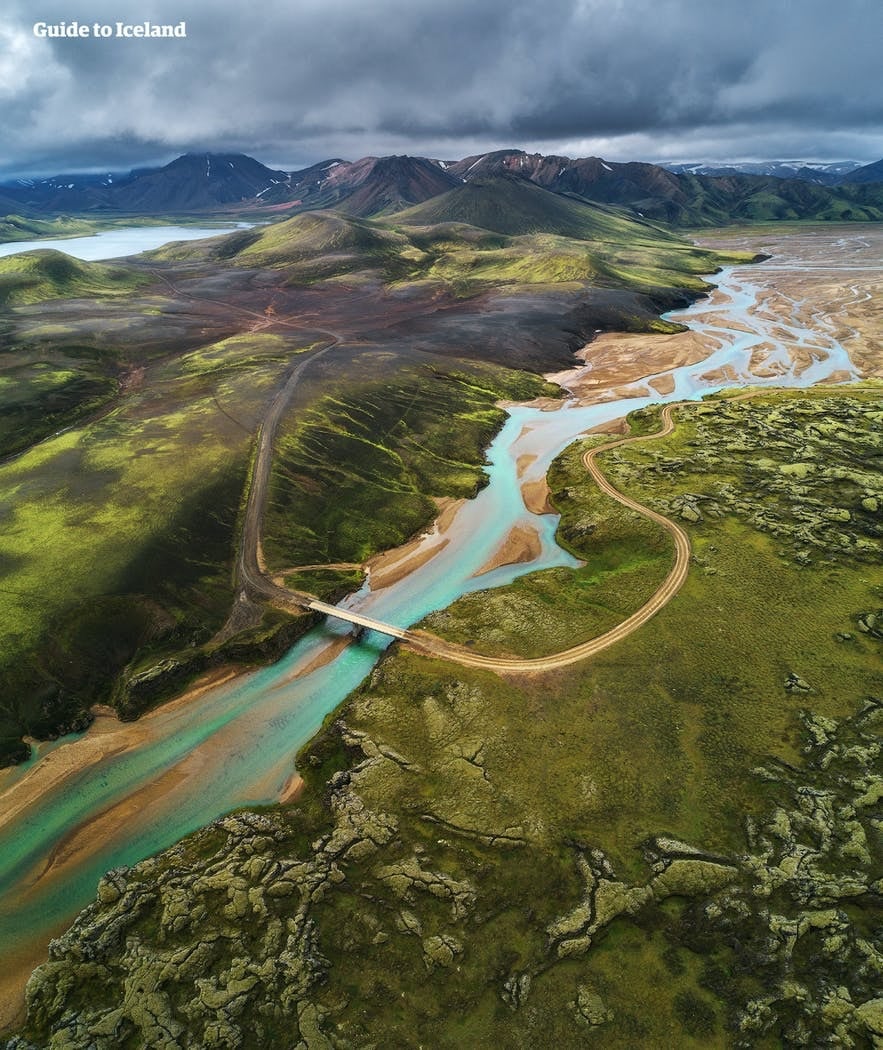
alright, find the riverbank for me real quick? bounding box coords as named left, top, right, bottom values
left=13, top=381, right=882, bottom=1048
left=1, top=226, right=879, bottom=1035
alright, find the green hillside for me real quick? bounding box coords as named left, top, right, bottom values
left=158, top=184, right=754, bottom=299
left=395, top=176, right=680, bottom=240
left=0, top=250, right=146, bottom=305
left=0, top=214, right=98, bottom=243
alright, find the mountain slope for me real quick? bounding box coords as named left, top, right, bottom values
left=393, top=175, right=681, bottom=241
left=0, top=154, right=289, bottom=214
left=256, top=156, right=460, bottom=216
left=445, top=149, right=883, bottom=225
left=665, top=160, right=863, bottom=183
left=108, top=153, right=289, bottom=212
left=841, top=158, right=883, bottom=185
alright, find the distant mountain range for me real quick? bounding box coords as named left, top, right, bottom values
left=663, top=160, right=864, bottom=183
left=2, top=149, right=883, bottom=228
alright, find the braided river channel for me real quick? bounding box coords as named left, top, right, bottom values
left=0, top=226, right=879, bottom=1017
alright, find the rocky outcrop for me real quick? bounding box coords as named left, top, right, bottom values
left=613, top=396, right=883, bottom=567
left=10, top=774, right=397, bottom=1049
left=9, top=700, right=880, bottom=1049
left=678, top=700, right=883, bottom=1046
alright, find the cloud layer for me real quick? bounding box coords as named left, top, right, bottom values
left=3, top=0, right=882, bottom=174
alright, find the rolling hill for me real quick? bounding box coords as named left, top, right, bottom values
left=394, top=174, right=683, bottom=240
left=0, top=250, right=146, bottom=305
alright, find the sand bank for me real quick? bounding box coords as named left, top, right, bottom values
left=366, top=497, right=463, bottom=590
left=474, top=523, right=542, bottom=577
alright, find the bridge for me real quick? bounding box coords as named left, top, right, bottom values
left=304, top=598, right=411, bottom=640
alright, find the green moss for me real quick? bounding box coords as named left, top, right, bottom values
left=263, top=362, right=554, bottom=568
left=0, top=324, right=304, bottom=762
left=0, top=250, right=147, bottom=305
left=283, top=567, right=365, bottom=601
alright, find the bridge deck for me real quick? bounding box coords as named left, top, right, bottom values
left=306, top=599, right=410, bottom=640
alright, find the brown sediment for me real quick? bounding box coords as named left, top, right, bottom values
left=699, top=314, right=754, bottom=333
left=516, top=453, right=537, bottom=477
left=697, top=364, right=740, bottom=384
left=610, top=384, right=651, bottom=401
left=0, top=666, right=240, bottom=836
left=547, top=329, right=717, bottom=401
left=366, top=496, right=464, bottom=591
left=433, top=495, right=466, bottom=533
left=521, top=478, right=554, bottom=515
left=697, top=225, right=883, bottom=379
left=648, top=374, right=676, bottom=395
left=473, top=523, right=542, bottom=577
left=368, top=536, right=450, bottom=590
left=291, top=635, right=353, bottom=678
left=0, top=937, right=59, bottom=1034
left=278, top=773, right=305, bottom=805
left=585, top=416, right=629, bottom=436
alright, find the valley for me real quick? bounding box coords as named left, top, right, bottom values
left=0, top=165, right=880, bottom=1045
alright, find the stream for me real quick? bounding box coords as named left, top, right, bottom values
left=0, top=230, right=872, bottom=991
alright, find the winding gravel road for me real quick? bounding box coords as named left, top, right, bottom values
left=404, top=403, right=692, bottom=672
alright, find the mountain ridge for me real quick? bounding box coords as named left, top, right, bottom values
left=2, top=148, right=883, bottom=226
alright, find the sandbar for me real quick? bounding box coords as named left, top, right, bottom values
left=366, top=496, right=463, bottom=590
left=521, top=477, right=554, bottom=515
left=473, top=523, right=542, bottom=576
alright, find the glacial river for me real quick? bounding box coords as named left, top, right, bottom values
left=0, top=229, right=873, bottom=1008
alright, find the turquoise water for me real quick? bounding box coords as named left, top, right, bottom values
left=0, top=248, right=868, bottom=960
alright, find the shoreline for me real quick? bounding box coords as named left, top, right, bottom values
left=473, top=522, right=542, bottom=577
left=0, top=666, right=241, bottom=837
left=364, top=496, right=464, bottom=590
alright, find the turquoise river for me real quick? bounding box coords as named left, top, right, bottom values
left=0, top=226, right=877, bottom=1020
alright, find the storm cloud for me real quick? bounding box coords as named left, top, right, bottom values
left=2, top=0, right=881, bottom=175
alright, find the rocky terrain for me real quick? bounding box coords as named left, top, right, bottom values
left=7, top=697, right=880, bottom=1049
left=608, top=394, right=883, bottom=567
left=7, top=387, right=881, bottom=1049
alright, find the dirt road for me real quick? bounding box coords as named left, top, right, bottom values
left=405, top=403, right=691, bottom=672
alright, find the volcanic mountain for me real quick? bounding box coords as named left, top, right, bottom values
left=3, top=148, right=883, bottom=224
left=445, top=149, right=883, bottom=225
left=0, top=154, right=289, bottom=214
left=259, top=155, right=461, bottom=216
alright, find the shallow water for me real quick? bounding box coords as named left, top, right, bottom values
left=0, top=234, right=872, bottom=965
left=0, top=223, right=253, bottom=261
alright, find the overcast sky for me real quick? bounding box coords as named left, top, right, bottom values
left=2, top=0, right=881, bottom=176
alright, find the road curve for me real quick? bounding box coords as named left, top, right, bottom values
left=404, top=403, right=692, bottom=672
